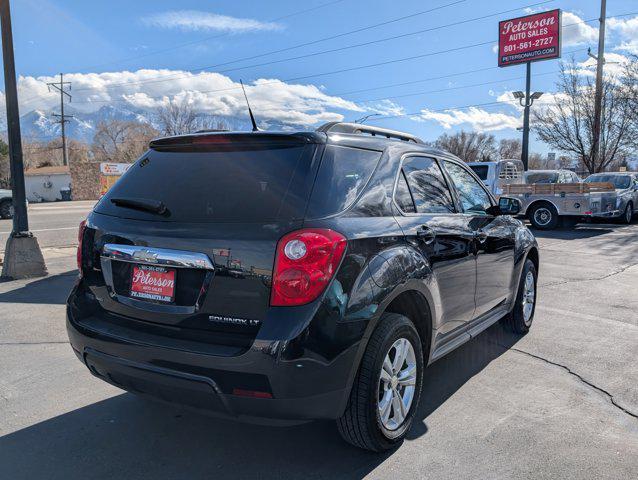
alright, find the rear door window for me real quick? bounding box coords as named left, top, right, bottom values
left=400, top=156, right=455, bottom=214
left=95, top=144, right=317, bottom=223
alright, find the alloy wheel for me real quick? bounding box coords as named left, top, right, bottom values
left=522, top=271, right=536, bottom=325
left=378, top=338, right=417, bottom=431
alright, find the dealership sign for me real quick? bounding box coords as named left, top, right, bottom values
left=100, top=162, right=132, bottom=176
left=498, top=9, right=561, bottom=67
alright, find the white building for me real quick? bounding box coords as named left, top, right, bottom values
left=24, top=166, right=71, bottom=202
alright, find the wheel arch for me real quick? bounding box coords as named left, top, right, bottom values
left=383, top=289, right=433, bottom=362
left=525, top=246, right=540, bottom=274
left=336, top=283, right=436, bottom=417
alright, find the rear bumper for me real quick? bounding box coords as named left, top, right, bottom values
left=66, top=287, right=357, bottom=424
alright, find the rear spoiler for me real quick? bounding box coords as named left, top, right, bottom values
left=149, top=132, right=324, bottom=150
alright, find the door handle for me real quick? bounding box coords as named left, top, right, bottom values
left=416, top=225, right=436, bottom=244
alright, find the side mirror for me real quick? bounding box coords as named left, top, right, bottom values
left=497, top=196, right=522, bottom=215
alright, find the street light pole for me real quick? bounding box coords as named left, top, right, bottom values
left=521, top=62, right=532, bottom=171
left=0, top=0, right=46, bottom=279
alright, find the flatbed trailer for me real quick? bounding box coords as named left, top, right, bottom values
left=503, top=182, right=617, bottom=229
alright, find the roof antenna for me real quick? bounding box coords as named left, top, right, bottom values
left=240, top=79, right=258, bottom=132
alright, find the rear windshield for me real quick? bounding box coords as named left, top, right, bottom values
left=95, top=144, right=317, bottom=223
left=469, top=165, right=489, bottom=181
left=525, top=172, right=558, bottom=184
left=584, top=175, right=631, bottom=189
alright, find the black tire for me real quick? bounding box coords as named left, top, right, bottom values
left=505, top=259, right=537, bottom=334
left=0, top=200, right=12, bottom=219
left=621, top=202, right=633, bottom=225
left=337, top=312, right=424, bottom=452
left=528, top=203, right=559, bottom=230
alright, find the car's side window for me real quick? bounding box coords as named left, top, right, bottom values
left=400, top=157, right=455, bottom=214
left=443, top=160, right=492, bottom=214
left=395, top=170, right=416, bottom=213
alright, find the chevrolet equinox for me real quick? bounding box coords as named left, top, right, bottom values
left=67, top=122, right=539, bottom=451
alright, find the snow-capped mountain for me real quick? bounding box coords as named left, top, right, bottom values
left=17, top=104, right=299, bottom=144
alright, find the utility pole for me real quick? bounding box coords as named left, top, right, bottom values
left=590, top=0, right=607, bottom=172
left=47, top=73, right=72, bottom=166
left=0, top=0, right=47, bottom=279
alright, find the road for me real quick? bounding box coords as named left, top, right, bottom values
left=0, top=215, right=637, bottom=479
left=0, top=201, right=94, bottom=253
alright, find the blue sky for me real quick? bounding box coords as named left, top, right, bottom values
left=6, top=0, right=638, bottom=153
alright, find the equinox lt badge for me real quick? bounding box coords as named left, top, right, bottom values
left=209, top=315, right=261, bottom=327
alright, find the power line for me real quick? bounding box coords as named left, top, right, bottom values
left=66, top=0, right=351, bottom=73
left=69, top=0, right=469, bottom=93
left=370, top=99, right=521, bottom=121
left=352, top=70, right=559, bottom=104
left=69, top=0, right=547, bottom=95
left=20, top=0, right=467, bottom=105
left=20, top=7, right=625, bottom=108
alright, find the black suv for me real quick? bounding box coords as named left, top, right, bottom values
left=67, top=122, right=539, bottom=451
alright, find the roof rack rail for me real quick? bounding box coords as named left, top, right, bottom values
left=316, top=122, right=424, bottom=144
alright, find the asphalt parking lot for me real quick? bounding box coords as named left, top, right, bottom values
left=1, top=206, right=637, bottom=479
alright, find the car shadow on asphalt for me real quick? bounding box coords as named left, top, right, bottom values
left=530, top=225, right=615, bottom=240
left=0, top=324, right=521, bottom=480
left=0, top=270, right=76, bottom=304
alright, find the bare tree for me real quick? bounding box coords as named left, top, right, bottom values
left=498, top=138, right=522, bottom=160
left=527, top=152, right=546, bottom=170
left=533, top=60, right=638, bottom=174
left=92, top=120, right=158, bottom=163
left=432, top=131, right=497, bottom=162
left=157, top=99, right=198, bottom=135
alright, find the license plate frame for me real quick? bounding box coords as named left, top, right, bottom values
left=129, top=264, right=176, bottom=303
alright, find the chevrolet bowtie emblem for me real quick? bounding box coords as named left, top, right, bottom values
left=132, top=249, right=159, bottom=263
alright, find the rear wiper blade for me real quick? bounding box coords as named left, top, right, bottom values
left=110, top=197, right=167, bottom=215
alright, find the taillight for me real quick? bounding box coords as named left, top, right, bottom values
left=270, top=228, right=347, bottom=307
left=77, top=219, right=87, bottom=276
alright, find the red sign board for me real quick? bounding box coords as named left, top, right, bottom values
left=130, top=265, right=176, bottom=303
left=498, top=9, right=561, bottom=67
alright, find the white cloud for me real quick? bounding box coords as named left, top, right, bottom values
left=364, top=99, right=405, bottom=117
left=561, top=12, right=598, bottom=47
left=15, top=69, right=365, bottom=127
left=573, top=52, right=630, bottom=79
left=608, top=15, right=638, bottom=54
left=143, top=11, right=282, bottom=33
left=522, top=9, right=598, bottom=47
left=415, top=107, right=521, bottom=132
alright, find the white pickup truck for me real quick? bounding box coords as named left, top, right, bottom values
left=503, top=181, right=617, bottom=229
left=468, top=159, right=524, bottom=196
